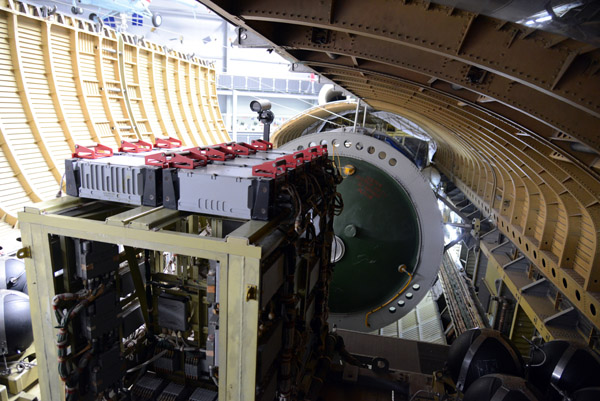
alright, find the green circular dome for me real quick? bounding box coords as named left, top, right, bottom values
left=328, top=156, right=419, bottom=313
left=281, top=131, right=443, bottom=332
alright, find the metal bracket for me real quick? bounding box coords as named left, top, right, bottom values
left=544, top=307, right=579, bottom=327
left=520, top=278, right=549, bottom=296
left=16, top=247, right=30, bottom=259
left=246, top=285, right=257, bottom=301
left=502, top=255, right=527, bottom=271
left=235, top=27, right=271, bottom=48
left=289, top=62, right=319, bottom=74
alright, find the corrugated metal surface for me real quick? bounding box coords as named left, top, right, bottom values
left=379, top=291, right=447, bottom=345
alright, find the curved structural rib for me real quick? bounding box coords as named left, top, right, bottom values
left=0, top=0, right=229, bottom=234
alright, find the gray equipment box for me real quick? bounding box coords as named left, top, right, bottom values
left=73, top=156, right=147, bottom=205
left=66, top=155, right=163, bottom=207
left=64, top=144, right=326, bottom=220
left=177, top=167, right=262, bottom=219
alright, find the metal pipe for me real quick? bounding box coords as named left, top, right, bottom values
left=444, top=222, right=472, bottom=229
left=353, top=99, right=360, bottom=132
left=121, top=206, right=164, bottom=224
left=443, top=231, right=467, bottom=253
left=362, top=104, right=367, bottom=127
left=232, top=90, right=238, bottom=142
left=436, top=193, right=468, bottom=221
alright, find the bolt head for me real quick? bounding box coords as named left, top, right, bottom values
left=344, top=224, right=357, bottom=237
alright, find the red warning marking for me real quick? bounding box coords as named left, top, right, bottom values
left=356, top=175, right=384, bottom=200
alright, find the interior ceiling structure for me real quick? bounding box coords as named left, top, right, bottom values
left=417, top=0, right=600, bottom=46
left=196, top=0, right=600, bottom=330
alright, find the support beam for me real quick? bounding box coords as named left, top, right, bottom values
left=437, top=193, right=469, bottom=221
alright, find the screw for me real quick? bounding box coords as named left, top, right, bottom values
left=344, top=224, right=357, bottom=237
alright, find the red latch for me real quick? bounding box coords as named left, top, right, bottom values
left=154, top=137, right=183, bottom=149
left=119, top=140, right=153, bottom=153
left=251, top=139, right=273, bottom=151
left=253, top=158, right=288, bottom=178
left=73, top=143, right=113, bottom=159
left=217, top=142, right=257, bottom=155
left=210, top=145, right=238, bottom=157
left=251, top=145, right=327, bottom=178
left=281, top=152, right=304, bottom=169
left=145, top=151, right=208, bottom=169
left=299, top=145, right=327, bottom=160
left=316, top=145, right=328, bottom=156
left=182, top=150, right=210, bottom=166
left=186, top=146, right=235, bottom=161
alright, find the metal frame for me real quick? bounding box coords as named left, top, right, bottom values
left=18, top=197, right=274, bottom=401
left=281, top=132, right=443, bottom=330
left=480, top=231, right=597, bottom=345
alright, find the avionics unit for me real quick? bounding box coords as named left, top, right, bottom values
left=20, top=140, right=341, bottom=401
left=65, top=140, right=327, bottom=220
